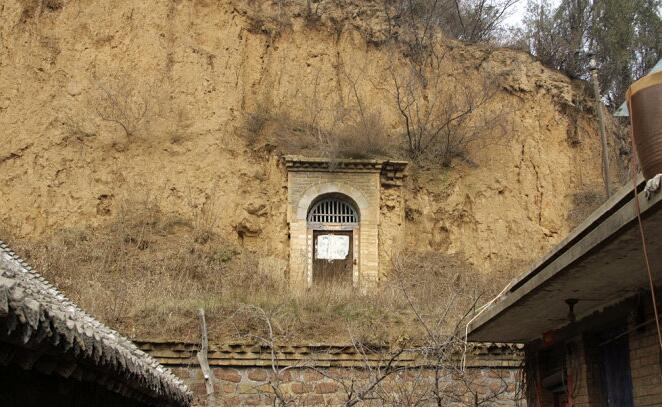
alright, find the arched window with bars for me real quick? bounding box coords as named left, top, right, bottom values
left=306, top=194, right=359, bottom=286
left=307, top=196, right=359, bottom=224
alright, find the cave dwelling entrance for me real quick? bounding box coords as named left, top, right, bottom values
left=307, top=194, right=359, bottom=287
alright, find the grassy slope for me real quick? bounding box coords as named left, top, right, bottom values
left=2, top=199, right=502, bottom=345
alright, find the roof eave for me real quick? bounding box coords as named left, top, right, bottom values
left=467, top=176, right=662, bottom=343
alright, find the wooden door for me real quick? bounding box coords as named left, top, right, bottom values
left=312, top=230, right=353, bottom=286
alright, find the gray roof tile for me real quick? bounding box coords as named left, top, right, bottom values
left=0, top=240, right=192, bottom=406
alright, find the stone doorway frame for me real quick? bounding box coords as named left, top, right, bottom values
left=307, top=194, right=360, bottom=287
left=285, top=156, right=407, bottom=291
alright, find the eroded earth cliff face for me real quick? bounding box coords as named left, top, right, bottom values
left=1, top=0, right=620, bottom=282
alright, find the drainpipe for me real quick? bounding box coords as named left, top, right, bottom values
left=589, top=55, right=611, bottom=198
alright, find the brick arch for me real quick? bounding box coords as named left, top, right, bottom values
left=295, top=183, right=370, bottom=222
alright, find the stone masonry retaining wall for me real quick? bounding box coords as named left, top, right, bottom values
left=284, top=157, right=408, bottom=290
left=170, top=365, right=522, bottom=407
left=138, top=342, right=525, bottom=407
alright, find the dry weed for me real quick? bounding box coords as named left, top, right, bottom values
left=242, top=106, right=394, bottom=160
left=3, top=202, right=509, bottom=344
left=92, top=77, right=149, bottom=140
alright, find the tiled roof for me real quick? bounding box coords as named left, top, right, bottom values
left=0, top=240, right=192, bottom=407
left=137, top=340, right=523, bottom=368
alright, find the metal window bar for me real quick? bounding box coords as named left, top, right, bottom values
left=308, top=198, right=358, bottom=223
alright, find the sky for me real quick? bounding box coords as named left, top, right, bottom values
left=502, top=0, right=562, bottom=29
left=503, top=0, right=528, bottom=28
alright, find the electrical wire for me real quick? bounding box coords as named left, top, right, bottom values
left=628, top=123, right=662, bottom=354
left=598, top=316, right=661, bottom=347
left=462, top=282, right=512, bottom=370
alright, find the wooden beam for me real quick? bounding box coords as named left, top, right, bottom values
left=196, top=308, right=215, bottom=405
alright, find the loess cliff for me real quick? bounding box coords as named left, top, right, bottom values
left=0, top=0, right=625, bottom=342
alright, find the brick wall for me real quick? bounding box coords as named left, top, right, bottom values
left=567, top=336, right=602, bottom=407
left=287, top=171, right=381, bottom=225
left=526, top=303, right=662, bottom=407
left=287, top=170, right=381, bottom=290
left=378, top=184, right=406, bottom=279
left=170, top=365, right=523, bottom=407
left=286, top=161, right=405, bottom=290
left=629, top=310, right=662, bottom=407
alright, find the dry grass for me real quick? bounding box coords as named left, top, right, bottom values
left=328, top=111, right=393, bottom=159
left=3, top=200, right=507, bottom=345
left=242, top=105, right=395, bottom=160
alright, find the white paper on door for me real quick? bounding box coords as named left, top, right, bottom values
left=315, top=235, right=350, bottom=260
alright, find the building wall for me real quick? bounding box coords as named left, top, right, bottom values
left=287, top=170, right=382, bottom=290
left=580, top=335, right=606, bottom=407
left=526, top=337, right=604, bottom=407
left=525, top=297, right=662, bottom=407
left=285, top=158, right=408, bottom=290
left=378, top=183, right=406, bottom=279
left=568, top=336, right=603, bottom=407
left=170, top=365, right=523, bottom=407
left=628, top=308, right=662, bottom=407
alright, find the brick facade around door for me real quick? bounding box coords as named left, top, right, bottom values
left=285, top=156, right=407, bottom=291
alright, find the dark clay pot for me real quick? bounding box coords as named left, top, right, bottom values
left=629, top=72, right=662, bottom=179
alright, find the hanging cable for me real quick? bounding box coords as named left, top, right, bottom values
left=462, top=282, right=512, bottom=370
left=628, top=124, right=662, bottom=354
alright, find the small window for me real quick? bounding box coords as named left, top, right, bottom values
left=308, top=198, right=358, bottom=224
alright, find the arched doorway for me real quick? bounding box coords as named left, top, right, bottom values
left=286, top=156, right=407, bottom=290
left=307, top=194, right=359, bottom=286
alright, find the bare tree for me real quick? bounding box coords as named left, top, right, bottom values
left=93, top=79, right=149, bottom=139
left=389, top=254, right=518, bottom=407
left=391, top=0, right=520, bottom=45
left=230, top=252, right=522, bottom=407
left=451, top=0, right=520, bottom=42
left=391, top=61, right=505, bottom=165
left=232, top=304, right=412, bottom=407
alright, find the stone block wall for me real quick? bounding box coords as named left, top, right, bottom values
left=285, top=157, right=407, bottom=290
left=287, top=170, right=380, bottom=290
left=524, top=296, right=662, bottom=407
left=139, top=341, right=522, bottom=407
left=628, top=307, right=662, bottom=407
left=378, top=184, right=406, bottom=279
left=170, top=366, right=523, bottom=407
